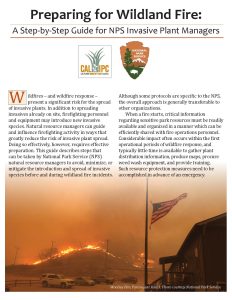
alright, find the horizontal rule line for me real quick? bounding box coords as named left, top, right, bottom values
left=10, top=24, right=224, bottom=26
left=10, top=36, right=224, bottom=39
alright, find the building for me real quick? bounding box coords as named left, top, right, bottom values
left=154, top=213, right=226, bottom=291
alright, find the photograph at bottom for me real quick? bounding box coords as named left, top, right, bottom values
left=5, top=175, right=226, bottom=292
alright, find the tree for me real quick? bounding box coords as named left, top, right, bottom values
left=38, top=247, right=58, bottom=260
left=124, top=48, right=132, bottom=66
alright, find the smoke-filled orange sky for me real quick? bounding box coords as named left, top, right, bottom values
left=6, top=169, right=226, bottom=278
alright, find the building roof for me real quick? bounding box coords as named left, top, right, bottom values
left=176, top=213, right=226, bottom=257
left=159, top=255, right=179, bottom=265
left=159, top=213, right=226, bottom=266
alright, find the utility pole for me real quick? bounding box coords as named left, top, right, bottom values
left=50, top=241, right=55, bottom=258
left=13, top=246, right=20, bottom=265
left=106, top=239, right=109, bottom=253
left=144, top=178, right=149, bottom=291
left=105, top=239, right=109, bottom=273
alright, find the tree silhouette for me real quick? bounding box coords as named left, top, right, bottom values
left=124, top=48, right=132, bottom=66
left=38, top=247, right=58, bottom=260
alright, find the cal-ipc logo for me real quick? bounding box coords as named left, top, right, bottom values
left=78, top=45, right=112, bottom=78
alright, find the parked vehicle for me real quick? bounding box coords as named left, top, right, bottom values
left=40, top=273, right=75, bottom=288
left=74, top=276, right=95, bottom=286
left=5, top=285, right=10, bottom=292
left=92, top=275, right=114, bottom=284
left=121, top=276, right=138, bottom=284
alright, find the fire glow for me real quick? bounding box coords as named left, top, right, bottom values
left=33, top=244, right=102, bottom=265
left=132, top=252, right=155, bottom=268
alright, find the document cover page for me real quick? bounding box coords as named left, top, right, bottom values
left=1, top=0, right=231, bottom=300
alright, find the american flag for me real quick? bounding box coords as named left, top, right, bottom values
left=151, top=193, right=187, bottom=224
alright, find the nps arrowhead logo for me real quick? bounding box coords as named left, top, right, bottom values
left=120, top=41, right=149, bottom=79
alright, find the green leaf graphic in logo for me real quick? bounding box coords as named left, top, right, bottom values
left=86, top=48, right=104, bottom=72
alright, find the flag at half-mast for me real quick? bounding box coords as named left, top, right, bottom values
left=151, top=193, right=188, bottom=224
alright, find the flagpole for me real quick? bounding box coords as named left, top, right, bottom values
left=144, top=177, right=148, bottom=291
